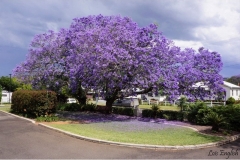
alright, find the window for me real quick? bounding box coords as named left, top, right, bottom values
left=2, top=94, right=7, bottom=97
left=237, top=90, right=239, bottom=96
left=232, top=90, right=234, bottom=96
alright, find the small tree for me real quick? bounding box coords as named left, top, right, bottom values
left=226, top=97, right=235, bottom=105
left=0, top=76, right=21, bottom=92
left=178, top=96, right=187, bottom=112
left=204, top=112, right=226, bottom=131
left=151, top=104, right=160, bottom=119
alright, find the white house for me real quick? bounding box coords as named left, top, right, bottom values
left=222, top=81, right=240, bottom=100
left=138, top=81, right=240, bottom=103
left=1, top=90, right=12, bottom=103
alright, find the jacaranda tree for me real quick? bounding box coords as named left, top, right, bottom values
left=176, top=47, right=224, bottom=101
left=14, top=15, right=224, bottom=112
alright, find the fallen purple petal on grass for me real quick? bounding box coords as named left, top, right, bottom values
left=58, top=112, right=184, bottom=132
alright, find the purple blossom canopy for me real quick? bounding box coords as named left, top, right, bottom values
left=14, top=15, right=224, bottom=102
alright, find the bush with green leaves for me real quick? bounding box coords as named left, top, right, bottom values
left=178, top=96, right=188, bottom=111
left=57, top=103, right=82, bottom=112
left=82, top=103, right=96, bottom=112
left=187, top=102, right=211, bottom=124
left=151, top=104, right=160, bottom=118
left=112, top=107, right=134, bottom=116
left=203, top=112, right=226, bottom=131
left=11, top=90, right=57, bottom=117
left=160, top=110, right=184, bottom=121
left=226, top=97, right=235, bottom=105
left=142, top=109, right=152, bottom=117
left=186, top=103, right=240, bottom=131
left=141, top=108, right=184, bottom=121
left=211, top=105, right=240, bottom=131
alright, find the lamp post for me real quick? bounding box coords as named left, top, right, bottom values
left=9, top=74, right=12, bottom=103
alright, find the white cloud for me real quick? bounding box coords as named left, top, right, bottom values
left=46, top=22, right=59, bottom=32
left=173, top=40, right=203, bottom=51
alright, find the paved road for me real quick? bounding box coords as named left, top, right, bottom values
left=0, top=111, right=240, bottom=159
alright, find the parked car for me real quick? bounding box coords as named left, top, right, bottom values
left=67, top=98, right=77, bottom=104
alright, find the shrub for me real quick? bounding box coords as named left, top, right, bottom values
left=211, top=105, right=240, bottom=131
left=204, top=112, right=226, bottom=131
left=112, top=107, right=134, bottom=116
left=142, top=109, right=152, bottom=117
left=186, top=104, right=240, bottom=131
left=56, top=93, right=68, bottom=103
left=178, top=96, right=188, bottom=111
left=187, top=102, right=209, bottom=124
left=235, top=100, right=240, bottom=104
left=36, top=115, right=60, bottom=122
left=226, top=97, right=235, bottom=105
left=151, top=104, right=160, bottom=118
left=56, top=103, right=68, bottom=111
left=95, top=105, right=108, bottom=113
left=142, top=108, right=184, bottom=121
left=82, top=103, right=96, bottom=112
left=11, top=90, right=57, bottom=117
left=57, top=103, right=82, bottom=112
left=160, top=110, right=184, bottom=121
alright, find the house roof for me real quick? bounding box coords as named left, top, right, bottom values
left=223, top=81, right=240, bottom=89
left=192, top=82, right=209, bottom=89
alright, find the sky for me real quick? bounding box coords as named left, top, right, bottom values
left=0, top=0, right=239, bottom=78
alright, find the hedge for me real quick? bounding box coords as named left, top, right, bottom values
left=57, top=103, right=82, bottom=112
left=112, top=107, right=134, bottom=116
left=57, top=103, right=97, bottom=112
left=11, top=90, right=57, bottom=117
left=142, top=109, right=184, bottom=121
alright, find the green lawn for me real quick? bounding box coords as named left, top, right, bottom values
left=0, top=104, right=11, bottom=112
left=139, top=104, right=180, bottom=111
left=49, top=122, right=222, bottom=146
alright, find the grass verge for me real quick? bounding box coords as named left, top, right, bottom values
left=139, top=104, right=180, bottom=111
left=49, top=121, right=222, bottom=145
left=0, top=105, right=11, bottom=112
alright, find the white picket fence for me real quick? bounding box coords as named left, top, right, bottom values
left=141, top=100, right=226, bottom=106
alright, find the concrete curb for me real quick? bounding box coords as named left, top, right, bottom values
left=0, top=110, right=36, bottom=124
left=1, top=110, right=239, bottom=150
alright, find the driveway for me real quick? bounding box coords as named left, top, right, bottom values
left=0, top=111, right=239, bottom=159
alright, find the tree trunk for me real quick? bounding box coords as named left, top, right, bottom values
left=104, top=89, right=120, bottom=114
left=73, top=85, right=87, bottom=106
left=77, top=96, right=87, bottom=105
left=105, top=98, right=115, bottom=114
